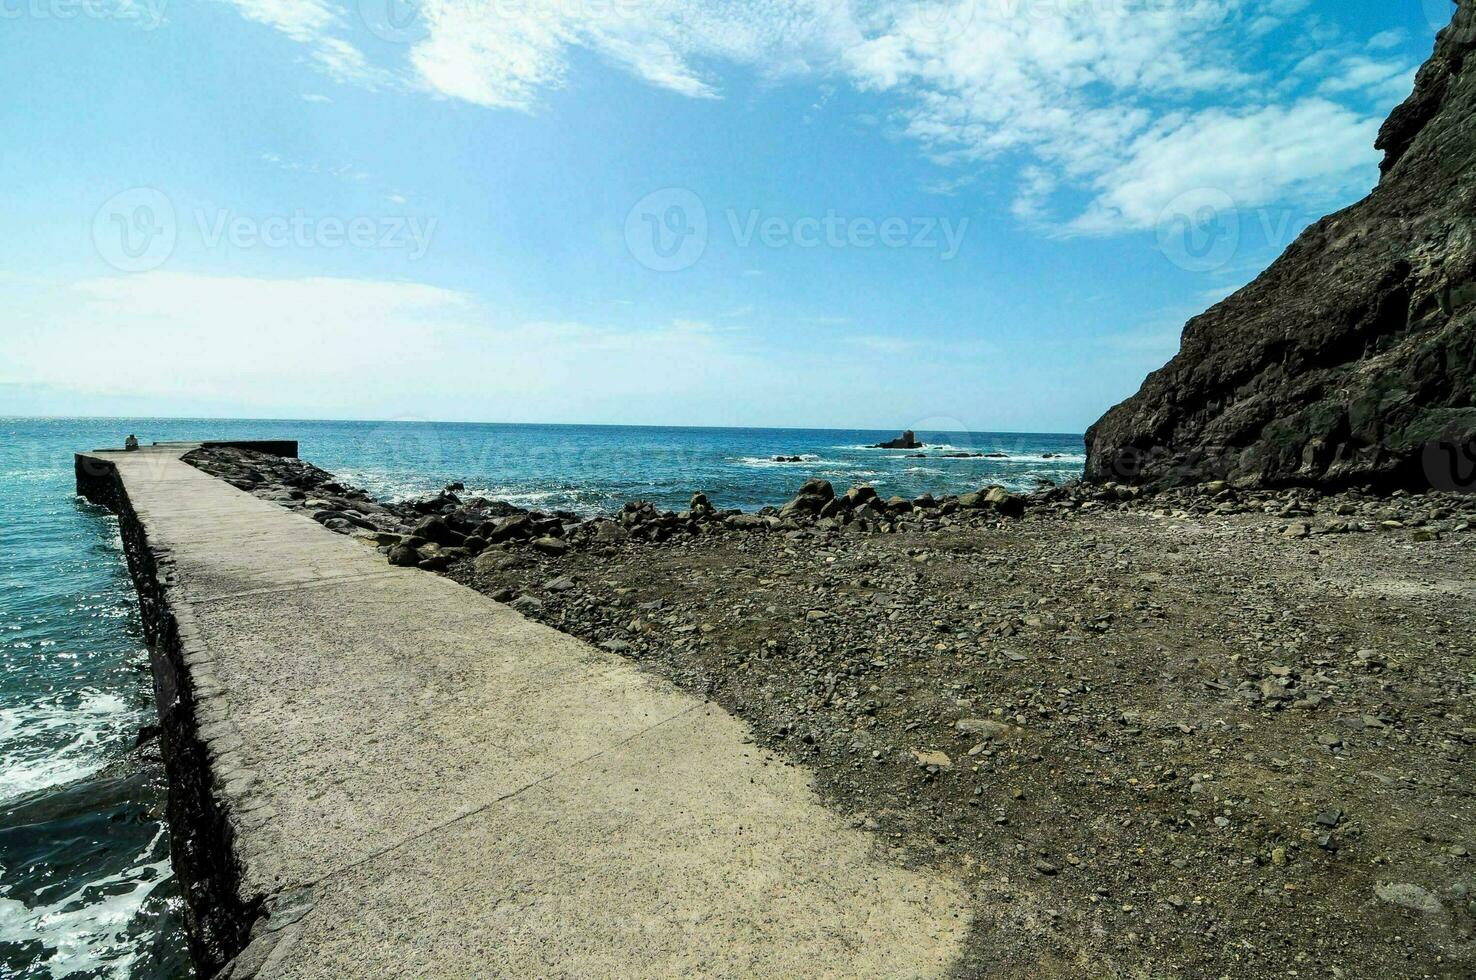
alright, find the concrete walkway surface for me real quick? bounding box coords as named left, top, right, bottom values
left=80, top=445, right=969, bottom=978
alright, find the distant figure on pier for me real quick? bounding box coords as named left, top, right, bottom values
left=124, top=434, right=139, bottom=451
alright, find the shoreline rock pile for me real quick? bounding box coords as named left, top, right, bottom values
left=187, top=447, right=1474, bottom=580
left=186, top=446, right=1038, bottom=572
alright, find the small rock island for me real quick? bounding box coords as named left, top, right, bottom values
left=874, top=430, right=923, bottom=449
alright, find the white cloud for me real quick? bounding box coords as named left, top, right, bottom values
left=5, top=273, right=1099, bottom=427
left=260, top=152, right=369, bottom=181
left=1070, top=99, right=1381, bottom=234
left=837, top=1, right=1410, bottom=235
left=405, top=0, right=857, bottom=110
left=215, top=0, right=382, bottom=86
left=1317, top=54, right=1418, bottom=103
left=214, top=0, right=1418, bottom=237
left=0, top=274, right=767, bottom=418
left=217, top=0, right=335, bottom=42
left=1367, top=29, right=1407, bottom=51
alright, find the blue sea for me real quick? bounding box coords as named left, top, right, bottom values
left=0, top=417, right=1084, bottom=978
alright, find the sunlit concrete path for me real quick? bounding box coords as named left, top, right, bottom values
left=77, top=443, right=968, bottom=979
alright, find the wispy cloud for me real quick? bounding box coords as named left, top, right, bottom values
left=214, top=0, right=386, bottom=86
left=260, top=151, right=369, bottom=181
left=1069, top=98, right=1381, bottom=234
left=214, top=0, right=1422, bottom=238
left=1, top=273, right=761, bottom=416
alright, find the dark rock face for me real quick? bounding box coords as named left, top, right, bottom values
left=1085, top=5, right=1476, bottom=490
left=875, top=430, right=923, bottom=450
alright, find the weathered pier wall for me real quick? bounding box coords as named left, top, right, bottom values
left=77, top=442, right=300, bottom=971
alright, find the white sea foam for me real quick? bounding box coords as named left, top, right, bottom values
left=465, top=487, right=566, bottom=507
left=0, top=692, right=134, bottom=804
left=1005, top=453, right=1086, bottom=464
left=0, top=825, right=173, bottom=979
left=839, top=442, right=1084, bottom=462
left=736, top=455, right=855, bottom=470
left=470, top=486, right=620, bottom=517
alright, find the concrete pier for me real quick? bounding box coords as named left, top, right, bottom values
left=76, top=444, right=969, bottom=978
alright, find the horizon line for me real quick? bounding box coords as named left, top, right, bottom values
left=2, top=413, right=1087, bottom=439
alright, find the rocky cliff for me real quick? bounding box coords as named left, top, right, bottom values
left=1085, top=2, right=1476, bottom=490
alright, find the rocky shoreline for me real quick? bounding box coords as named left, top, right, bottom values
left=186, top=445, right=1476, bottom=979
left=186, top=446, right=1475, bottom=573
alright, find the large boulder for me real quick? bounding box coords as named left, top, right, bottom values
left=1085, top=5, right=1476, bottom=491
left=487, top=514, right=534, bottom=543
left=798, top=478, right=835, bottom=500
left=412, top=515, right=463, bottom=546
left=982, top=486, right=1025, bottom=517
left=780, top=478, right=836, bottom=517
left=387, top=543, right=419, bottom=567
left=532, top=536, right=570, bottom=556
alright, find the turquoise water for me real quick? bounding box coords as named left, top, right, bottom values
left=0, top=417, right=1083, bottom=977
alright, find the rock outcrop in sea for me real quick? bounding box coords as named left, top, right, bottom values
left=875, top=430, right=923, bottom=449
left=1085, top=4, right=1476, bottom=490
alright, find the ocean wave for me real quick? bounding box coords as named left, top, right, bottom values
left=0, top=824, right=173, bottom=979
left=0, top=692, right=136, bottom=804
left=465, top=486, right=568, bottom=506
left=463, top=487, right=613, bottom=517
left=839, top=442, right=1083, bottom=460
left=1003, top=453, right=1086, bottom=464
left=734, top=455, right=843, bottom=469
left=837, top=442, right=976, bottom=453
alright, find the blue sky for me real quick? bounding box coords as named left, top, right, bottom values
left=0, top=0, right=1451, bottom=432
